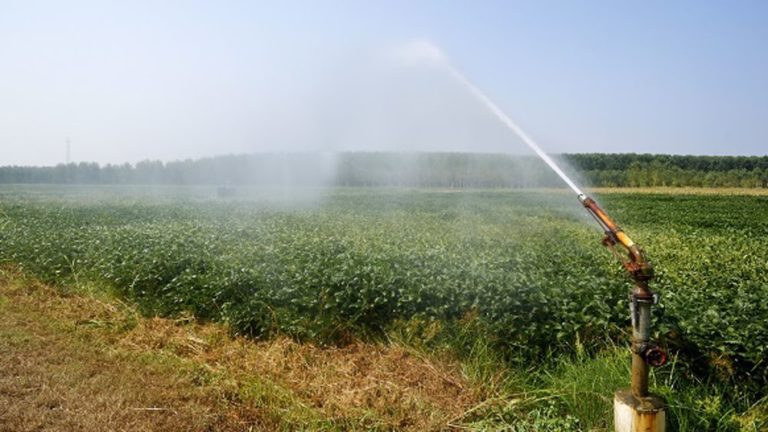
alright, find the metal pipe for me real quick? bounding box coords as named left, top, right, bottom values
left=631, top=285, right=654, bottom=398
left=578, top=193, right=664, bottom=396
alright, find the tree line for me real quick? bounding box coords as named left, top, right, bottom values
left=1, top=153, right=767, bottom=188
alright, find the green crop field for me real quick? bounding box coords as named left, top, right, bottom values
left=1, top=185, right=766, bottom=430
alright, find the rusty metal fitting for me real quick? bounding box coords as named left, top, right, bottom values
left=631, top=284, right=655, bottom=301
left=643, top=345, right=668, bottom=367
left=632, top=342, right=668, bottom=367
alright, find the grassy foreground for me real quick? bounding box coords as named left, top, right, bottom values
left=2, top=268, right=765, bottom=431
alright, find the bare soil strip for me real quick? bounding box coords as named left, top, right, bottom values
left=0, top=271, right=481, bottom=431
left=590, top=187, right=768, bottom=195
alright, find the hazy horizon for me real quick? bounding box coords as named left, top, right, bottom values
left=2, top=1, right=767, bottom=166
left=5, top=149, right=768, bottom=170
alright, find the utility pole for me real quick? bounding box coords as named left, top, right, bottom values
left=65, top=138, right=71, bottom=164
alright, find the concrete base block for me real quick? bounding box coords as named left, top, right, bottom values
left=614, top=389, right=666, bottom=432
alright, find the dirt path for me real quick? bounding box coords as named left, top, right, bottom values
left=0, top=271, right=481, bottom=431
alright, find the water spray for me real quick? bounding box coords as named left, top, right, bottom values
left=445, top=68, right=584, bottom=196
left=410, top=41, right=669, bottom=430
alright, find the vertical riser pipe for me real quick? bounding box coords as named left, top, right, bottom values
left=631, top=299, right=652, bottom=398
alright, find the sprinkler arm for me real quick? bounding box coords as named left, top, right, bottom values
left=577, top=194, right=654, bottom=283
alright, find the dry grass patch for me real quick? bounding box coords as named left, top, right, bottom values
left=590, top=187, right=768, bottom=196
left=0, top=270, right=482, bottom=431
left=124, top=318, right=480, bottom=429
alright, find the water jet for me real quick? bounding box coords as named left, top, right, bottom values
left=437, top=45, right=669, bottom=429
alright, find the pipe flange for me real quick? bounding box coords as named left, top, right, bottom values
left=633, top=342, right=668, bottom=367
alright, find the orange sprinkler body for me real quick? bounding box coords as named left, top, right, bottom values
left=578, top=194, right=654, bottom=283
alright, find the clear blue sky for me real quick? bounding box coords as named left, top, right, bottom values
left=1, top=1, right=767, bottom=165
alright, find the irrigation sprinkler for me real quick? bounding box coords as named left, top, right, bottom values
left=578, top=193, right=668, bottom=431
left=435, top=44, right=669, bottom=429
